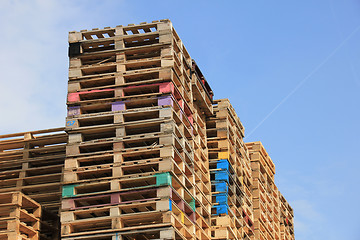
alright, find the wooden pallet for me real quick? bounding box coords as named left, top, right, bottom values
left=66, top=128, right=194, bottom=159
left=66, top=104, right=171, bottom=128
left=62, top=158, right=195, bottom=190
left=62, top=171, right=195, bottom=202
left=0, top=228, right=38, bottom=240
left=62, top=198, right=195, bottom=225
left=64, top=144, right=183, bottom=167
left=69, top=21, right=171, bottom=51
left=66, top=119, right=172, bottom=142
left=60, top=226, right=188, bottom=240
left=61, top=210, right=196, bottom=239
left=279, top=192, right=294, bottom=240
left=212, top=99, right=244, bottom=137
left=194, top=190, right=211, bottom=213
left=66, top=88, right=194, bottom=129
left=69, top=20, right=191, bottom=62
left=246, top=141, right=276, bottom=175
left=68, top=45, right=192, bottom=94
left=211, top=214, right=242, bottom=240
left=0, top=192, right=41, bottom=217
left=65, top=116, right=165, bottom=139
left=67, top=80, right=186, bottom=105
left=191, top=60, right=213, bottom=116
left=0, top=192, right=41, bottom=240
left=195, top=212, right=211, bottom=240
left=66, top=94, right=195, bottom=129
left=70, top=101, right=193, bottom=131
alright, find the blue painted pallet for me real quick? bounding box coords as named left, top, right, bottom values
left=212, top=203, right=229, bottom=215
left=214, top=170, right=230, bottom=182
left=214, top=192, right=228, bottom=204
left=212, top=181, right=228, bottom=193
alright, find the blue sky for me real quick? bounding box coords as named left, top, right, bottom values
left=1, top=1, right=359, bottom=239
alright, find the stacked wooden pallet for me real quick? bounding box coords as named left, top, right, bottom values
left=62, top=19, right=213, bottom=240
left=0, top=128, right=67, bottom=240
left=246, top=142, right=281, bottom=240
left=206, top=99, right=254, bottom=240
left=279, top=193, right=294, bottom=240
left=0, top=192, right=41, bottom=240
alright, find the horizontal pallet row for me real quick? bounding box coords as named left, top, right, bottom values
left=61, top=226, right=191, bottom=240
left=67, top=76, right=192, bottom=111
left=68, top=20, right=190, bottom=62
left=66, top=104, right=194, bottom=139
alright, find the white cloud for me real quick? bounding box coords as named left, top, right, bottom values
left=0, top=1, right=70, bottom=133
left=0, top=0, right=128, bottom=134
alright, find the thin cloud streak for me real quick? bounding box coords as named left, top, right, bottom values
left=245, top=23, right=360, bottom=140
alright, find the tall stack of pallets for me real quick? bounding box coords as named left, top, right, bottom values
left=246, top=142, right=282, bottom=240
left=0, top=128, right=67, bottom=240
left=62, top=19, right=213, bottom=240
left=206, top=99, right=254, bottom=240
left=0, top=191, right=41, bottom=240
left=279, top=193, right=294, bottom=240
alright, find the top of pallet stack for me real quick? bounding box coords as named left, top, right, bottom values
left=212, top=98, right=245, bottom=137
left=67, top=19, right=214, bottom=117
left=68, top=19, right=172, bottom=43
left=0, top=127, right=66, bottom=152
left=246, top=141, right=276, bottom=176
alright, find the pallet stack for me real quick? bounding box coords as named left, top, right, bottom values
left=0, top=128, right=67, bottom=240
left=246, top=142, right=281, bottom=240
left=62, top=19, right=213, bottom=240
left=206, top=99, right=254, bottom=240
left=279, top=193, right=294, bottom=240
left=0, top=19, right=295, bottom=240
left=0, top=191, right=41, bottom=240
